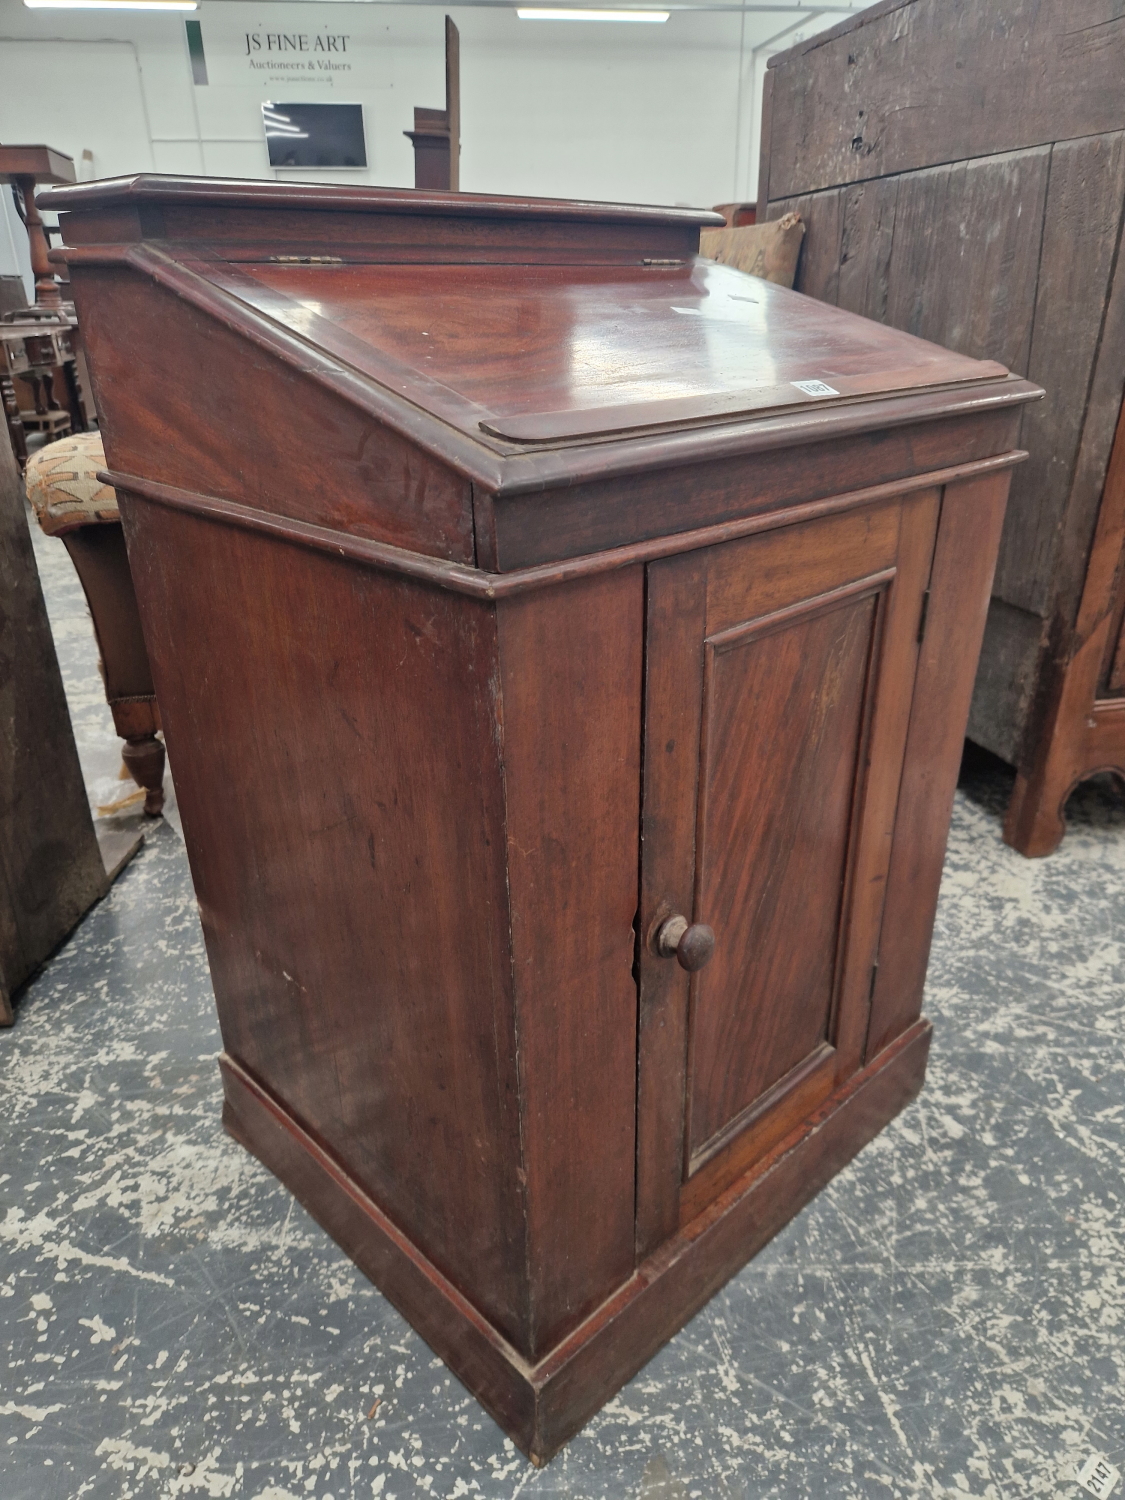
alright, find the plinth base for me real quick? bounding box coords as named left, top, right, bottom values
left=220, top=1019, right=931, bottom=1465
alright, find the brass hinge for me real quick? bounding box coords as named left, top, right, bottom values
left=917, top=589, right=931, bottom=644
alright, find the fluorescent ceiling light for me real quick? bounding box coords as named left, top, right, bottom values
left=24, top=0, right=199, bottom=10
left=517, top=8, right=669, bottom=20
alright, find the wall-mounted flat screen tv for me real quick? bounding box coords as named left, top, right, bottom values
left=262, top=102, right=367, bottom=169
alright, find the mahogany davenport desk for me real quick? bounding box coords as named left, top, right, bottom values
left=44, top=176, right=1042, bottom=1464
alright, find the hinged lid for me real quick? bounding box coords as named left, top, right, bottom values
left=41, top=175, right=1033, bottom=485
left=206, top=257, right=1010, bottom=446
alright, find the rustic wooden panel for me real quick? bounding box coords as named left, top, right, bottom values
left=785, top=151, right=1047, bottom=370
left=769, top=190, right=845, bottom=305
left=496, top=569, right=643, bottom=1359
left=766, top=0, right=1125, bottom=201
left=755, top=64, right=776, bottom=221
left=882, top=149, right=1049, bottom=376
left=775, top=146, right=1048, bottom=625
left=995, top=131, right=1125, bottom=615
left=767, top=114, right=1117, bottom=765
left=965, top=598, right=1045, bottom=765
left=120, top=494, right=533, bottom=1350
left=0, top=435, right=108, bottom=1021
left=836, top=175, right=900, bottom=323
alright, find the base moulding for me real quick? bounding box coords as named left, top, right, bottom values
left=220, top=1017, right=932, bottom=1465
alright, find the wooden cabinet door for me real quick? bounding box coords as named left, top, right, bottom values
left=636, top=490, right=941, bottom=1254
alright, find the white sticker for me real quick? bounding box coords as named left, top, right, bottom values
left=792, top=379, right=840, bottom=397
left=1078, top=1454, right=1121, bottom=1498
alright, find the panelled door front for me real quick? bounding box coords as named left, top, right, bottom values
left=636, top=490, right=941, bottom=1254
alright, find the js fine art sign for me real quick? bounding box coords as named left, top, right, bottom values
left=243, top=27, right=352, bottom=75
left=196, top=4, right=380, bottom=89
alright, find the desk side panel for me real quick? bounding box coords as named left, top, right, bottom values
left=69, top=265, right=475, bottom=564
left=497, top=572, right=643, bottom=1359
left=119, top=494, right=531, bottom=1347
left=866, top=469, right=1011, bottom=1058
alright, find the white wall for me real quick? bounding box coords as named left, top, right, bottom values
left=0, top=0, right=856, bottom=255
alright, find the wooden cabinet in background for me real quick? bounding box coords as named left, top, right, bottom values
left=757, top=0, right=1125, bottom=855
left=44, top=174, right=1041, bottom=1463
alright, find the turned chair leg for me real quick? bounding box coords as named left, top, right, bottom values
left=121, top=732, right=166, bottom=817
left=59, top=523, right=166, bottom=817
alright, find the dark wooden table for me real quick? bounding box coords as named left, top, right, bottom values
left=757, top=0, right=1125, bottom=855
left=1, top=312, right=89, bottom=467
left=0, top=144, right=86, bottom=468
left=44, top=173, right=1041, bottom=1463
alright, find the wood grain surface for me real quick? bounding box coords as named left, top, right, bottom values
left=495, top=572, right=643, bottom=1357
left=208, top=257, right=1005, bottom=444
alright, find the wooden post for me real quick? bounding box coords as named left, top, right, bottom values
left=0, top=146, right=76, bottom=309
left=12, top=174, right=60, bottom=308
left=404, top=17, right=460, bottom=192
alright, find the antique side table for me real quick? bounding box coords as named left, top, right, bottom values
left=43, top=175, right=1042, bottom=1463
left=1, top=312, right=89, bottom=466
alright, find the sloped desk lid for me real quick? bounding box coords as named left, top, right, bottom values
left=213, top=259, right=1009, bottom=447
left=42, top=176, right=1012, bottom=453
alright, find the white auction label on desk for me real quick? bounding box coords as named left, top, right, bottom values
left=792, top=379, right=840, bottom=397
left=1077, top=1454, right=1120, bottom=1497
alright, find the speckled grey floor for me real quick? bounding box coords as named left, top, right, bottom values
left=2, top=507, right=1123, bottom=1500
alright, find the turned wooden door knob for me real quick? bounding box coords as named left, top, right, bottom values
left=656, top=914, right=716, bottom=972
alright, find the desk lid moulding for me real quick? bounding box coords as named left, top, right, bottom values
left=38, top=173, right=724, bottom=227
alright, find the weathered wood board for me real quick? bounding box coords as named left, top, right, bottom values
left=0, top=436, right=120, bottom=1021
left=760, top=0, right=1125, bottom=825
